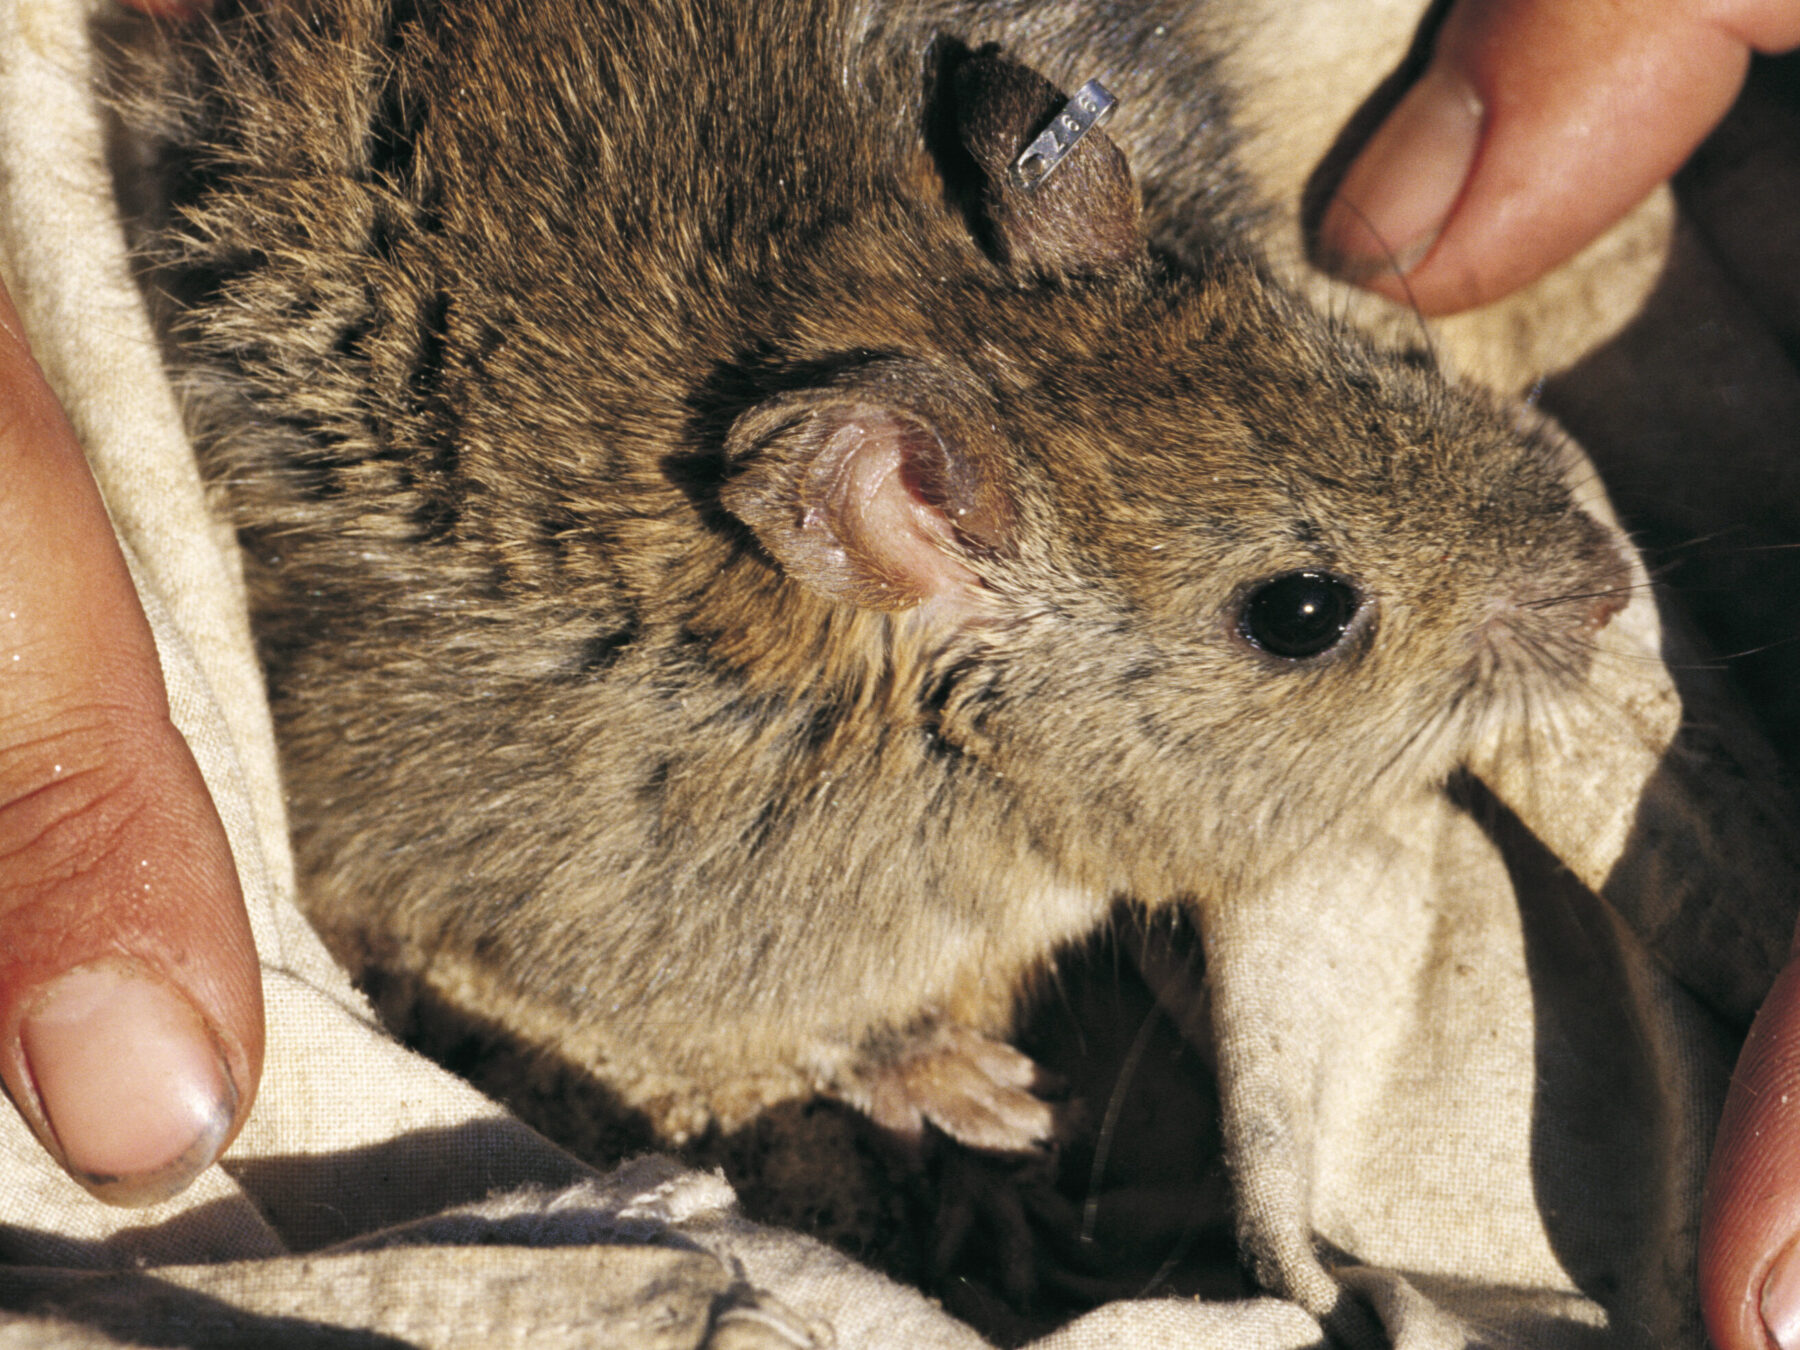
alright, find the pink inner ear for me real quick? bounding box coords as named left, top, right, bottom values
left=812, top=410, right=983, bottom=605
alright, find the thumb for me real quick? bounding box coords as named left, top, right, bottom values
left=0, top=281, right=262, bottom=1205
left=1315, top=0, right=1800, bottom=315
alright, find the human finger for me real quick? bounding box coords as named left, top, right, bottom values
left=0, top=278, right=262, bottom=1206
left=1702, top=951, right=1800, bottom=1350
left=1315, top=0, right=1800, bottom=315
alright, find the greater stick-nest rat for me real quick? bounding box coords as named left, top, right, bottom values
left=120, top=0, right=1632, bottom=1151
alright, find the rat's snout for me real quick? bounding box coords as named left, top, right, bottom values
left=1565, top=512, right=1634, bottom=634
left=1583, top=583, right=1630, bottom=633
left=1460, top=507, right=1633, bottom=683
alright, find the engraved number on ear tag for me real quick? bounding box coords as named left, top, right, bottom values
left=1010, top=79, right=1118, bottom=191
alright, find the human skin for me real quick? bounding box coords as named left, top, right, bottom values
left=0, top=276, right=262, bottom=1206
left=1316, top=0, right=1800, bottom=316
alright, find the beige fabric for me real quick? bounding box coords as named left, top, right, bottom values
left=2, top=0, right=1794, bottom=1345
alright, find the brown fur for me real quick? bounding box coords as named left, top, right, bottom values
left=123, top=0, right=1629, bottom=1142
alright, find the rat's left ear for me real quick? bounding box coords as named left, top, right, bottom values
left=948, top=49, right=1143, bottom=279
left=719, top=359, right=1016, bottom=612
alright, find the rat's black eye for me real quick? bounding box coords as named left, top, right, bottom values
left=1238, top=571, right=1360, bottom=660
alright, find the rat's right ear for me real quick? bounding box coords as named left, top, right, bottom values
left=720, top=359, right=1015, bottom=613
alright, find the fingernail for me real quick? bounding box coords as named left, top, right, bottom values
left=1765, top=1233, right=1800, bottom=1349
left=19, top=960, right=235, bottom=1205
left=1316, top=64, right=1484, bottom=284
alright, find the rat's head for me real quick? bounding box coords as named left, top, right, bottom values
left=714, top=48, right=1631, bottom=899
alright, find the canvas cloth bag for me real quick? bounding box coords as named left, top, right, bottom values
left=2, top=0, right=1797, bottom=1344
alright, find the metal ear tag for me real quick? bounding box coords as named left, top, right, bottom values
left=1010, top=79, right=1118, bottom=191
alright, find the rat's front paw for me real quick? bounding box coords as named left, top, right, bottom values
left=824, top=1019, right=1065, bottom=1154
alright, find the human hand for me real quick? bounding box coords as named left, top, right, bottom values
left=1315, top=0, right=1800, bottom=316
left=0, top=272, right=262, bottom=1206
